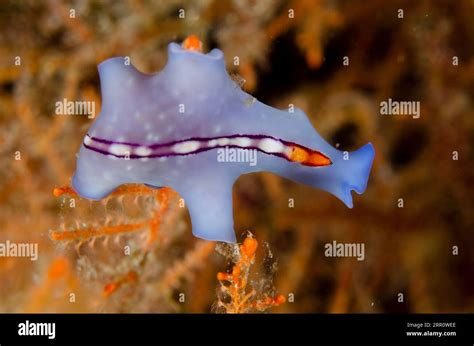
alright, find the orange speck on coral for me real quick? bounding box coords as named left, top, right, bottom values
left=232, top=265, right=241, bottom=277
left=52, top=186, right=77, bottom=197
left=274, top=294, right=286, bottom=305
left=47, top=258, right=69, bottom=280
left=126, top=271, right=138, bottom=283
left=306, top=48, right=323, bottom=69
left=103, top=270, right=139, bottom=298
left=217, top=272, right=229, bottom=281
left=182, top=35, right=203, bottom=52
left=241, top=237, right=258, bottom=259
left=103, top=283, right=118, bottom=297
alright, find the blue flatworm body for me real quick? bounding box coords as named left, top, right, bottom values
left=72, top=36, right=375, bottom=243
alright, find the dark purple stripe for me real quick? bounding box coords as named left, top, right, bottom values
left=84, top=133, right=332, bottom=166
left=84, top=141, right=288, bottom=160
left=88, top=133, right=288, bottom=149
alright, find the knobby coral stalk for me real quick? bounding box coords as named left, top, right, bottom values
left=216, top=236, right=285, bottom=313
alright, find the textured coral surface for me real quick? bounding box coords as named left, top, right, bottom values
left=0, top=0, right=472, bottom=313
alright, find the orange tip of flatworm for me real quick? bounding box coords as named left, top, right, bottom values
left=288, top=146, right=309, bottom=163
left=288, top=145, right=332, bottom=167
left=182, top=35, right=203, bottom=52
left=306, top=151, right=332, bottom=167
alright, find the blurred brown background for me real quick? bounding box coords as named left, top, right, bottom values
left=0, top=0, right=472, bottom=313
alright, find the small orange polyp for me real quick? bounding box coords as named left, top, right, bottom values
left=182, top=35, right=203, bottom=52
left=241, top=237, right=258, bottom=259
left=288, top=145, right=332, bottom=167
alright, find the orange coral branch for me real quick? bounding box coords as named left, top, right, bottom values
left=50, top=221, right=148, bottom=241
left=52, top=184, right=161, bottom=198
left=24, top=257, right=78, bottom=312
left=53, top=186, right=77, bottom=197
left=146, top=187, right=174, bottom=248
left=216, top=236, right=285, bottom=313
left=51, top=184, right=179, bottom=263
left=103, top=270, right=138, bottom=298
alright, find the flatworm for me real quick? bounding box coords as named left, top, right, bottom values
left=83, top=133, right=331, bottom=167
left=72, top=35, right=375, bottom=243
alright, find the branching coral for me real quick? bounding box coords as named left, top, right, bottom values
left=50, top=185, right=177, bottom=250
left=48, top=184, right=208, bottom=311
left=214, top=235, right=285, bottom=313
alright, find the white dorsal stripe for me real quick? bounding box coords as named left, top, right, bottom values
left=135, top=146, right=152, bottom=156
left=258, top=138, right=285, bottom=153
left=216, top=138, right=230, bottom=146
left=84, top=135, right=93, bottom=146
left=86, top=135, right=291, bottom=158
left=207, top=139, right=218, bottom=147
left=230, top=137, right=252, bottom=147
left=172, top=140, right=201, bottom=154
left=109, top=144, right=131, bottom=156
